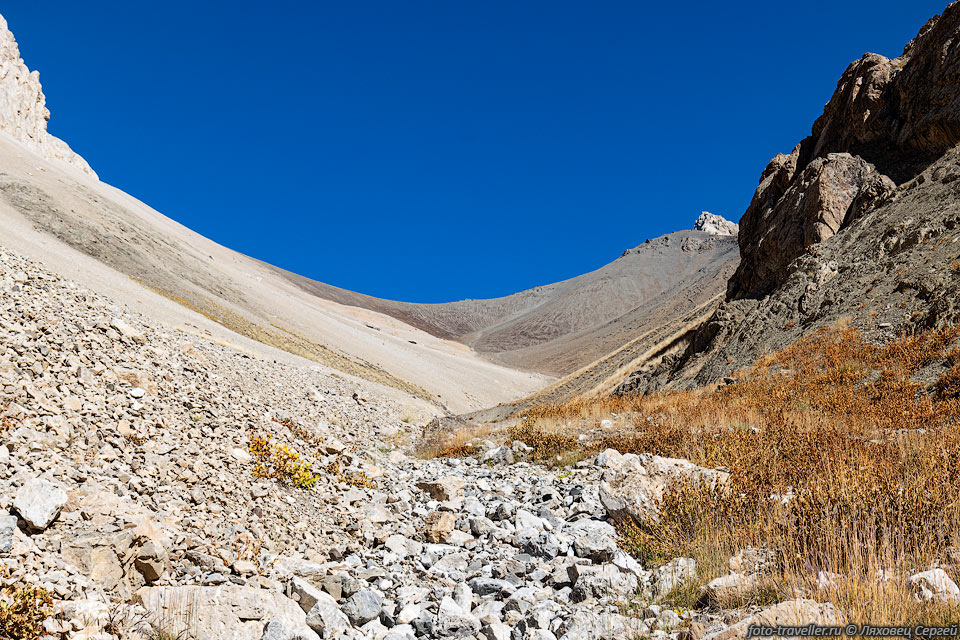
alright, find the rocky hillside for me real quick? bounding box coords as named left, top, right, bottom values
left=283, top=213, right=738, bottom=378
left=0, top=13, right=551, bottom=414
left=0, top=11, right=739, bottom=413
left=619, top=1, right=960, bottom=393
left=0, top=16, right=94, bottom=178
left=0, top=243, right=858, bottom=640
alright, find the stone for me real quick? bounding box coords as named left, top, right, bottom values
left=260, top=619, right=321, bottom=640
left=385, top=534, right=410, bottom=557
left=481, top=446, right=514, bottom=465
left=134, top=539, right=168, bottom=582
left=657, top=609, right=682, bottom=630
left=136, top=586, right=312, bottom=640
left=470, top=516, right=495, bottom=537
left=341, top=589, right=382, bottom=626
left=599, top=453, right=729, bottom=523
left=397, top=603, right=422, bottom=625
left=481, top=621, right=512, bottom=640
left=435, top=596, right=481, bottom=638
left=417, top=476, right=466, bottom=501
left=698, top=572, right=757, bottom=607
left=13, top=477, right=67, bottom=531
left=424, top=511, right=456, bottom=543
left=909, top=568, right=960, bottom=603
left=569, top=564, right=638, bottom=602
left=558, top=610, right=649, bottom=640
left=705, top=599, right=844, bottom=640
left=0, top=511, right=16, bottom=553
left=289, top=577, right=350, bottom=635
left=515, top=508, right=545, bottom=531
left=569, top=519, right=618, bottom=562
left=468, top=577, right=516, bottom=598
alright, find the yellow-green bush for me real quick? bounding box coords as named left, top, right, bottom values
left=0, top=584, right=52, bottom=640
left=249, top=435, right=318, bottom=489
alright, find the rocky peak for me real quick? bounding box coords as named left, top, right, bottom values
left=693, top=211, right=738, bottom=236
left=0, top=13, right=96, bottom=178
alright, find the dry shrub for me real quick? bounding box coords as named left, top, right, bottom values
left=414, top=419, right=494, bottom=460
left=249, top=434, right=319, bottom=489
left=324, top=454, right=376, bottom=489
left=517, top=326, right=960, bottom=621
left=508, top=422, right=582, bottom=465
left=0, top=583, right=52, bottom=640
left=273, top=416, right=323, bottom=445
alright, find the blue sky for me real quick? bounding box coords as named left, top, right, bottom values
left=4, top=1, right=947, bottom=302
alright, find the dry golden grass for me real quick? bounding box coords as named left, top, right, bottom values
left=414, top=420, right=496, bottom=459
left=514, top=325, right=960, bottom=621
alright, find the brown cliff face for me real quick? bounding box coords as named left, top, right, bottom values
left=618, top=1, right=960, bottom=394
left=730, top=2, right=960, bottom=301
left=730, top=152, right=894, bottom=299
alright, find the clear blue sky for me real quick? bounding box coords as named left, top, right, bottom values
left=3, top=1, right=947, bottom=302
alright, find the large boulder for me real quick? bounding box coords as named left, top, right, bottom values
left=13, top=477, right=67, bottom=531
left=288, top=577, right=351, bottom=636
left=909, top=568, right=960, bottom=603
left=135, top=586, right=315, bottom=640
left=598, top=452, right=729, bottom=523
left=704, top=599, right=844, bottom=640
left=730, top=152, right=894, bottom=300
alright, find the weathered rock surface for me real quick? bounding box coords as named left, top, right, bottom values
left=136, top=586, right=314, bottom=640
left=909, top=568, right=960, bottom=603
left=694, top=211, right=739, bottom=236
left=730, top=152, right=894, bottom=300
left=13, top=477, right=66, bottom=531
left=619, top=1, right=960, bottom=393
left=0, top=15, right=96, bottom=177
left=599, top=453, right=730, bottom=522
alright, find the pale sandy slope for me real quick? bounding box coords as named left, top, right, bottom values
left=0, top=132, right=550, bottom=414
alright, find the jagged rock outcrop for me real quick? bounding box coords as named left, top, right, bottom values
left=0, top=14, right=96, bottom=177
left=802, top=1, right=960, bottom=182
left=729, top=152, right=894, bottom=299
left=617, top=1, right=960, bottom=393
left=729, top=1, right=960, bottom=301
left=693, top=211, right=738, bottom=236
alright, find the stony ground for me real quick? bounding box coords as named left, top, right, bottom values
left=0, top=246, right=857, bottom=639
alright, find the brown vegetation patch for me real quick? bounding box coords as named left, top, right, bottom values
left=514, top=326, right=960, bottom=621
